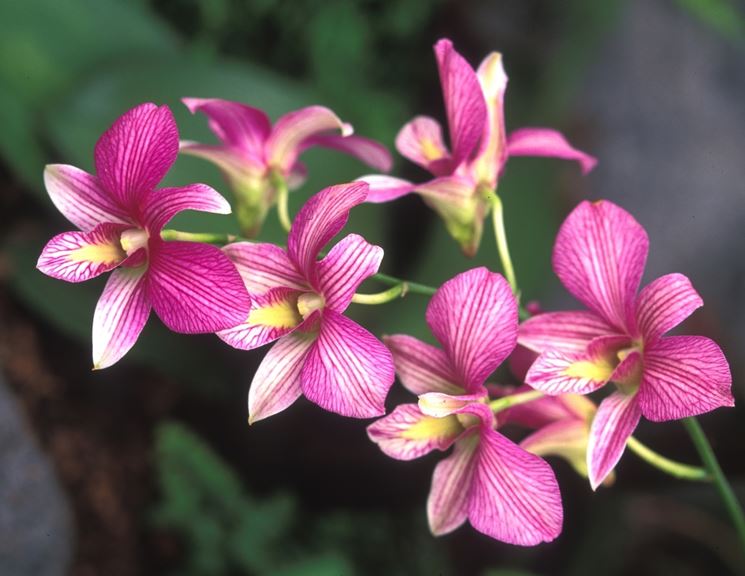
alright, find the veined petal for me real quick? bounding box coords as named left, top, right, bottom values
left=469, top=428, right=563, bottom=545
left=300, top=310, right=394, bottom=418
left=356, top=175, right=415, bottom=203
left=418, top=392, right=489, bottom=419
left=525, top=347, right=616, bottom=395
left=367, top=403, right=463, bottom=461
left=287, top=182, right=368, bottom=280
left=635, top=273, right=703, bottom=344
left=147, top=241, right=251, bottom=333
left=521, top=419, right=591, bottom=478
left=553, top=200, right=649, bottom=331
left=179, top=141, right=266, bottom=179
left=300, top=134, right=392, bottom=172
left=587, top=392, right=641, bottom=490
left=217, top=287, right=302, bottom=350
left=94, top=103, right=178, bottom=208
left=518, top=310, right=617, bottom=354
left=638, top=336, right=733, bottom=422
left=504, top=391, right=595, bottom=429
left=426, top=267, right=517, bottom=390
left=472, top=52, right=508, bottom=184
left=316, top=234, right=383, bottom=312
left=37, top=223, right=127, bottom=283
left=142, top=184, right=231, bottom=233
left=427, top=433, right=478, bottom=536
left=433, top=39, right=488, bottom=168
left=266, top=106, right=351, bottom=172
left=395, top=116, right=452, bottom=174
left=506, top=128, right=597, bottom=175
left=248, top=330, right=317, bottom=424
left=224, top=242, right=307, bottom=295
left=44, top=164, right=130, bottom=231
left=383, top=334, right=461, bottom=396
left=92, top=266, right=151, bottom=369
left=182, top=97, right=271, bottom=156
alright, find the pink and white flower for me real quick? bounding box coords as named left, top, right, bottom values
left=367, top=268, right=562, bottom=545
left=519, top=200, right=733, bottom=489
left=181, top=98, right=392, bottom=236
left=360, top=38, right=595, bottom=256
left=37, top=103, right=251, bottom=369
left=218, top=182, right=395, bottom=421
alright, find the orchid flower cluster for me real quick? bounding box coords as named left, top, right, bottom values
left=37, top=39, right=737, bottom=547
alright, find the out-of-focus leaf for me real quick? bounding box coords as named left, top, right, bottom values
left=0, top=85, right=45, bottom=188
left=272, top=554, right=355, bottom=576
left=675, top=0, right=745, bottom=42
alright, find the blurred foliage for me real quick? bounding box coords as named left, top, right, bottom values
left=675, top=0, right=745, bottom=42
left=152, top=421, right=450, bottom=575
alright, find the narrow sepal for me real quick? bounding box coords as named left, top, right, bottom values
left=301, top=134, right=392, bottom=172
left=142, top=184, right=231, bottom=233
left=357, top=175, right=415, bottom=203
left=518, top=310, right=616, bottom=354
left=635, top=273, right=703, bottom=344
left=383, top=334, right=462, bottom=396
left=506, top=128, right=597, bottom=174
left=224, top=242, right=307, bottom=295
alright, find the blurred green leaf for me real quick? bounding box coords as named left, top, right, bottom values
left=676, top=0, right=745, bottom=41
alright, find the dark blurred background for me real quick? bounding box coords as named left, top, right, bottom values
left=1, top=0, right=744, bottom=575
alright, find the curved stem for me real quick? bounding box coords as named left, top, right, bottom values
left=352, top=283, right=407, bottom=305
left=161, top=230, right=238, bottom=244
left=488, top=390, right=543, bottom=413
left=274, top=176, right=292, bottom=233
left=489, top=193, right=518, bottom=297
left=373, top=272, right=437, bottom=296
left=683, top=417, right=745, bottom=551
left=626, top=436, right=709, bottom=481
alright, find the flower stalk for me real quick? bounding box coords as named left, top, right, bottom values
left=160, top=230, right=238, bottom=244
left=488, top=390, right=544, bottom=413
left=352, top=283, right=407, bottom=305
left=488, top=191, right=518, bottom=298
left=625, top=436, right=709, bottom=481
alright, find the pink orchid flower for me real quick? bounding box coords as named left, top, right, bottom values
left=519, top=200, right=733, bottom=489
left=37, top=103, right=251, bottom=369
left=180, top=98, right=393, bottom=236
left=361, top=38, right=595, bottom=256
left=367, top=268, right=562, bottom=545
left=217, top=182, right=394, bottom=421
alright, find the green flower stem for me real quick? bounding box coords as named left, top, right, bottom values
left=488, top=192, right=519, bottom=297
left=373, top=273, right=437, bottom=296
left=352, top=283, right=407, bottom=305
left=160, top=230, right=238, bottom=244
left=626, top=436, right=709, bottom=481
left=488, top=390, right=543, bottom=413
left=683, top=417, right=745, bottom=551
left=273, top=174, right=292, bottom=233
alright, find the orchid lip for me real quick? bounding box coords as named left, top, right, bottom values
left=120, top=228, right=149, bottom=257
left=297, top=292, right=325, bottom=319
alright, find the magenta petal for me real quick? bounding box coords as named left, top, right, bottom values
left=418, top=392, right=490, bottom=419
left=518, top=310, right=617, bottom=354
left=266, top=105, right=351, bottom=172
left=37, top=223, right=127, bottom=283
left=383, top=334, right=461, bottom=396
left=92, top=267, right=151, bottom=369
left=357, top=175, right=415, bottom=203
left=638, top=336, right=733, bottom=422
left=94, top=103, right=179, bottom=207
left=525, top=349, right=613, bottom=395
left=427, top=434, right=478, bottom=536
left=300, top=134, right=393, bottom=172
left=44, top=165, right=130, bottom=231
left=224, top=242, right=307, bottom=295
left=469, top=428, right=563, bottom=545
left=248, top=331, right=317, bottom=424
left=472, top=52, right=508, bottom=180
left=287, top=182, right=368, bottom=279
left=553, top=200, right=649, bottom=331
left=182, top=97, right=271, bottom=156
left=635, top=273, right=703, bottom=344
left=426, top=267, right=517, bottom=390
left=300, top=310, right=394, bottom=418
left=587, top=392, right=641, bottom=490
left=147, top=241, right=251, bottom=333
left=506, top=128, right=597, bottom=174
left=367, top=403, right=462, bottom=461
left=179, top=141, right=265, bottom=179
left=395, top=116, right=451, bottom=174
left=433, top=39, right=488, bottom=169
left=316, top=234, right=383, bottom=312
left=142, top=184, right=231, bottom=233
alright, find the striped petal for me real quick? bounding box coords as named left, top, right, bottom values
left=287, top=182, right=368, bottom=280
left=300, top=310, right=394, bottom=418
left=553, top=200, right=649, bottom=331
left=300, top=134, right=392, bottom=172
left=178, top=141, right=265, bottom=180
left=518, top=310, right=617, bottom=354
left=248, top=330, right=317, bottom=424
left=142, top=184, right=231, bottom=233
left=92, top=266, right=151, bottom=369
left=504, top=391, right=595, bottom=429
left=433, top=39, right=488, bottom=169
left=147, top=241, right=251, bottom=333
left=638, top=336, right=733, bottom=422
left=356, top=175, right=415, bottom=203
left=395, top=116, right=451, bottom=175
left=426, top=267, right=517, bottom=390
left=94, top=103, right=179, bottom=208
left=367, top=403, right=463, bottom=461
left=383, top=335, right=461, bottom=396
left=217, top=287, right=303, bottom=350
left=44, top=164, right=130, bottom=231
left=182, top=97, right=271, bottom=156
left=520, top=419, right=591, bottom=478
left=316, top=234, right=383, bottom=312
left=266, top=106, right=351, bottom=173
left=472, top=52, right=508, bottom=184
left=224, top=242, right=307, bottom=295
left=469, top=428, right=563, bottom=545
left=635, top=273, right=703, bottom=344
left=37, top=223, right=127, bottom=283
left=506, top=128, right=597, bottom=175
left=418, top=392, right=489, bottom=419
left=587, top=391, right=641, bottom=490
